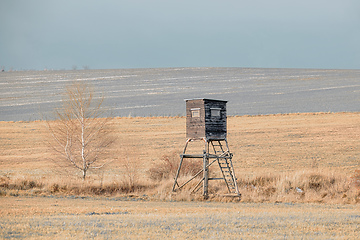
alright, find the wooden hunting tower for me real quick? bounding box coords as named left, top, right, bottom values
left=172, top=99, right=240, bottom=199
left=186, top=99, right=227, bottom=140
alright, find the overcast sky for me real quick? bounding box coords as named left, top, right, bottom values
left=1, top=0, right=359, bottom=70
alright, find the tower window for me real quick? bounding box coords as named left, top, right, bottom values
left=211, top=108, right=221, bottom=117
left=191, top=108, right=200, bottom=118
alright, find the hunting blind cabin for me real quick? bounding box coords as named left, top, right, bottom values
left=172, top=99, right=240, bottom=199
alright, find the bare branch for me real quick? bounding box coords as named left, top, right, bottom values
left=45, top=81, right=115, bottom=180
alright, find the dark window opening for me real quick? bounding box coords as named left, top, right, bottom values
left=211, top=108, right=221, bottom=117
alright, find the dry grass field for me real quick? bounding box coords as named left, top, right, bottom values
left=1, top=196, right=359, bottom=239
left=1, top=112, right=360, bottom=199
left=1, top=112, right=360, bottom=238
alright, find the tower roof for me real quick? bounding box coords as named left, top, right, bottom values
left=185, top=98, right=228, bottom=103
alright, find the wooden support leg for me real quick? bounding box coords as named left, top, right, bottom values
left=203, top=149, right=209, bottom=199
left=172, top=139, right=190, bottom=192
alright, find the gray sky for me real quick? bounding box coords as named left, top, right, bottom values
left=1, top=0, right=360, bottom=70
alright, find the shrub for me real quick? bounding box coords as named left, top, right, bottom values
left=121, top=157, right=139, bottom=191
left=50, top=183, right=60, bottom=193
left=148, top=150, right=202, bottom=181
left=307, top=174, right=335, bottom=191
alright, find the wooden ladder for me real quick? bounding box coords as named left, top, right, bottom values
left=172, top=138, right=240, bottom=198
left=210, top=140, right=240, bottom=195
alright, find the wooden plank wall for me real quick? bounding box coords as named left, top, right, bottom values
left=186, top=99, right=227, bottom=140
left=186, top=99, right=205, bottom=139
left=204, top=99, right=227, bottom=140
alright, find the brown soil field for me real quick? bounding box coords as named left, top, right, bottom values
left=1, top=113, right=360, bottom=238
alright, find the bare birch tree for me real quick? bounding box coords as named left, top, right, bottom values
left=46, top=82, right=114, bottom=180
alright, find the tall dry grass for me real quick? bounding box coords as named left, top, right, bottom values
left=0, top=172, right=154, bottom=198
left=1, top=167, right=359, bottom=204
left=234, top=170, right=360, bottom=204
